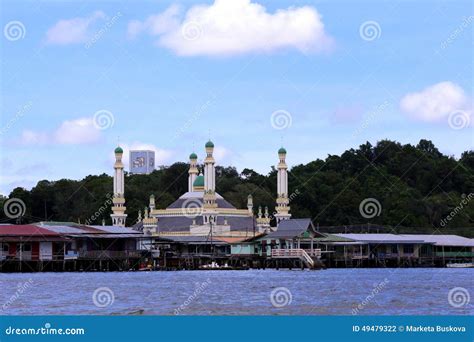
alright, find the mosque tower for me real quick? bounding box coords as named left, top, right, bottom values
left=188, top=152, right=199, bottom=192
left=274, top=147, right=291, bottom=223
left=110, top=146, right=127, bottom=226
left=203, top=140, right=217, bottom=223
left=204, top=140, right=216, bottom=192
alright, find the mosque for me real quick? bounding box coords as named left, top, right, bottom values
left=110, top=140, right=291, bottom=237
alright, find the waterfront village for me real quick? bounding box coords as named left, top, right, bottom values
left=1, top=141, right=473, bottom=272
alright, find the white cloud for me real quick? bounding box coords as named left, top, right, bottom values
left=54, top=118, right=100, bottom=144
left=128, top=0, right=334, bottom=56
left=20, top=117, right=102, bottom=145
left=111, top=142, right=175, bottom=169
left=400, top=81, right=470, bottom=122
left=46, top=11, right=106, bottom=45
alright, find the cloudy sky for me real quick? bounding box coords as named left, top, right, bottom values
left=0, top=0, right=472, bottom=195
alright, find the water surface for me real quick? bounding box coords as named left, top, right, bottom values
left=0, top=269, right=472, bottom=315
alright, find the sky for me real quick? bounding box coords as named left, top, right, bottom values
left=0, top=0, right=473, bottom=195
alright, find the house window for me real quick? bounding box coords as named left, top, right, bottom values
left=23, top=244, right=31, bottom=252
left=403, top=245, right=414, bottom=254
left=2, top=244, right=8, bottom=252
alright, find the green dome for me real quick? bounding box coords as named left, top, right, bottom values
left=189, top=152, right=198, bottom=160
left=205, top=140, right=214, bottom=148
left=278, top=147, right=287, bottom=154
left=114, top=146, right=123, bottom=154
left=193, top=175, right=204, bottom=187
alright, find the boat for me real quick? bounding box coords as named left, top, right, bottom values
left=446, top=262, right=474, bottom=268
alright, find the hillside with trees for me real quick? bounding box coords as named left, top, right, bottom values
left=1, top=139, right=473, bottom=236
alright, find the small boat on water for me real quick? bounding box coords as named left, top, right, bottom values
left=446, top=262, right=474, bottom=268
left=198, top=261, right=248, bottom=270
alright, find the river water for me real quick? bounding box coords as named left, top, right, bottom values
left=0, top=269, right=472, bottom=315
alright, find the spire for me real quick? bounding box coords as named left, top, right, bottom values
left=275, top=146, right=291, bottom=224
left=247, top=194, right=253, bottom=215
left=188, top=151, right=199, bottom=192
left=111, top=145, right=127, bottom=226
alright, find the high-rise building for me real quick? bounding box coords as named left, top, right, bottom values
left=129, top=150, right=155, bottom=174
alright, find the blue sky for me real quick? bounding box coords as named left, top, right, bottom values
left=0, top=0, right=473, bottom=195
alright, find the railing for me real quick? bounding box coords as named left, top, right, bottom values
left=303, top=249, right=322, bottom=258
left=271, top=249, right=315, bottom=267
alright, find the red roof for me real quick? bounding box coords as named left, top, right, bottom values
left=0, top=224, right=60, bottom=236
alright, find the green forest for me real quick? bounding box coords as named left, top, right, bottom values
left=1, top=139, right=473, bottom=236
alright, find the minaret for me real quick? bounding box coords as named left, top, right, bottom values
left=188, top=152, right=198, bottom=192
left=247, top=194, right=253, bottom=215
left=110, top=146, right=127, bottom=226
left=203, top=140, right=217, bottom=224
left=204, top=140, right=215, bottom=193
left=275, top=147, right=291, bottom=223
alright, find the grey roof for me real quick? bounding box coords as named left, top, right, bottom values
left=399, top=234, right=474, bottom=247
left=90, top=225, right=142, bottom=234
left=263, top=219, right=313, bottom=239
left=335, top=234, right=428, bottom=244
left=156, top=216, right=255, bottom=233
left=157, top=235, right=227, bottom=245
left=36, top=225, right=86, bottom=234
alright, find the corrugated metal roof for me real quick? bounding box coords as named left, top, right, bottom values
left=158, top=235, right=227, bottom=244
left=335, top=234, right=426, bottom=244
left=0, top=225, right=60, bottom=236
left=77, top=234, right=143, bottom=239
left=90, top=225, right=142, bottom=234
left=399, top=234, right=474, bottom=247
left=37, top=225, right=87, bottom=234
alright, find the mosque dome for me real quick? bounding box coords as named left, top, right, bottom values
left=193, top=175, right=205, bottom=187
